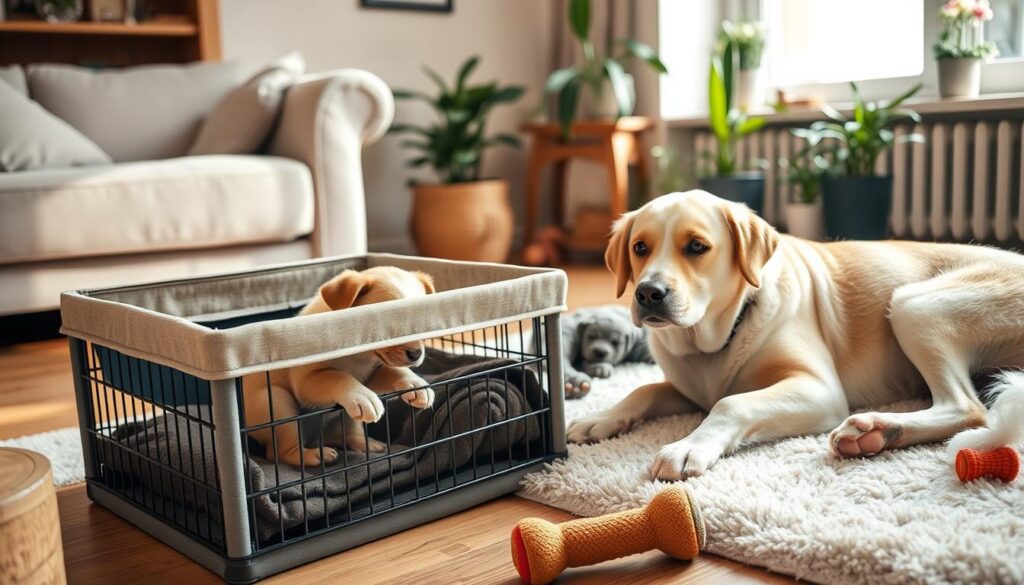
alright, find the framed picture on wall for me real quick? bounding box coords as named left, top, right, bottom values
left=360, top=0, right=452, bottom=13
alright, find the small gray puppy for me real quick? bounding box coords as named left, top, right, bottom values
left=559, top=305, right=653, bottom=399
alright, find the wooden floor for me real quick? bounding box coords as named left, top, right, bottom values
left=0, top=265, right=794, bottom=585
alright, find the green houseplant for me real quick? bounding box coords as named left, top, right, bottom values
left=934, top=0, right=997, bottom=98
left=390, top=56, right=524, bottom=262
left=544, top=0, right=667, bottom=136
left=717, top=20, right=767, bottom=111
left=795, top=82, right=923, bottom=239
left=698, top=52, right=767, bottom=213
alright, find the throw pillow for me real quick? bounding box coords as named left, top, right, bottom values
left=188, top=52, right=306, bottom=155
left=0, top=65, right=27, bottom=95
left=0, top=81, right=112, bottom=172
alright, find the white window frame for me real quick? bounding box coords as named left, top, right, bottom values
left=732, top=0, right=1024, bottom=102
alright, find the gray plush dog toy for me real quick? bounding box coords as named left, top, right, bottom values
left=560, top=305, right=653, bottom=399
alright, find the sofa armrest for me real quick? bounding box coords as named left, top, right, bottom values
left=268, top=69, right=394, bottom=257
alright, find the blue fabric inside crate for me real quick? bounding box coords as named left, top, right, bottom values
left=96, top=308, right=302, bottom=407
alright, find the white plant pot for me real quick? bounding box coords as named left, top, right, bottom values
left=585, top=77, right=634, bottom=119
left=937, top=58, right=982, bottom=98
left=785, top=199, right=825, bottom=240
left=735, top=68, right=764, bottom=111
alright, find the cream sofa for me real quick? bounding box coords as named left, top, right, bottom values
left=0, top=63, right=393, bottom=316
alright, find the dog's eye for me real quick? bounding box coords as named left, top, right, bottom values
left=633, top=241, right=648, bottom=256
left=611, top=340, right=620, bottom=347
left=685, top=239, right=709, bottom=255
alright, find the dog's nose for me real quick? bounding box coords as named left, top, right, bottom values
left=592, top=348, right=608, bottom=359
left=405, top=348, right=423, bottom=362
left=635, top=282, right=669, bottom=309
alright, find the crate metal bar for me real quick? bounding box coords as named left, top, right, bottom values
left=69, top=338, right=99, bottom=481
left=210, top=378, right=254, bottom=558
left=544, top=313, right=567, bottom=454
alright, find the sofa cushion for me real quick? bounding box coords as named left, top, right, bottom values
left=0, top=155, right=314, bottom=264
left=189, top=52, right=305, bottom=156
left=0, top=80, right=113, bottom=172
left=27, top=61, right=243, bottom=162
left=0, top=65, right=27, bottom=95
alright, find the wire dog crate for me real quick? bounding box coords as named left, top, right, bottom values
left=60, top=253, right=567, bottom=583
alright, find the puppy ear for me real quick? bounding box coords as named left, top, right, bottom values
left=605, top=211, right=638, bottom=298
left=722, top=203, right=779, bottom=288
left=413, top=271, right=436, bottom=294
left=320, top=270, right=369, bottom=310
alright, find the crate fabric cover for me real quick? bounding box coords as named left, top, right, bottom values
left=60, top=253, right=568, bottom=378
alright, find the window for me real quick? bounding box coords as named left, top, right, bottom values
left=989, top=0, right=1024, bottom=59
left=763, top=0, right=924, bottom=87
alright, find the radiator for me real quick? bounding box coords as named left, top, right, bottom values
left=690, top=118, right=1024, bottom=243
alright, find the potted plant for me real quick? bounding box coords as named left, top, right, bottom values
left=798, top=82, right=923, bottom=240
left=698, top=53, right=766, bottom=213
left=718, top=20, right=767, bottom=111
left=934, top=0, right=996, bottom=98
left=544, top=0, right=668, bottom=136
left=390, top=56, right=524, bottom=262
left=779, top=138, right=829, bottom=240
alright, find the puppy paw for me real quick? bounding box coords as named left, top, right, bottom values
left=584, top=362, right=614, bottom=378
left=567, top=415, right=632, bottom=444
left=339, top=387, right=385, bottom=423
left=393, top=373, right=434, bottom=409
left=829, top=413, right=902, bottom=458
left=279, top=446, right=338, bottom=468
left=347, top=434, right=388, bottom=453
left=402, top=387, right=435, bottom=409
left=650, top=439, right=724, bottom=481
left=564, top=372, right=593, bottom=399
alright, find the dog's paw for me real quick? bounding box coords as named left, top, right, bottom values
left=280, top=446, right=338, bottom=468
left=829, top=413, right=902, bottom=458
left=339, top=387, right=385, bottom=423
left=346, top=434, right=388, bottom=454
left=393, top=373, right=434, bottom=409
left=402, top=387, right=435, bottom=409
left=584, top=362, right=614, bottom=379
left=649, top=439, right=724, bottom=481
left=564, top=372, right=593, bottom=399
left=567, top=415, right=632, bottom=444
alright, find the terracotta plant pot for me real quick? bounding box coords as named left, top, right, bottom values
left=411, top=179, right=514, bottom=262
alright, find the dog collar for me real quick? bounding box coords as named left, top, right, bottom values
left=723, top=297, right=756, bottom=349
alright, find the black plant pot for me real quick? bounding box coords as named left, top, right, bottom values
left=699, top=172, right=765, bottom=215
left=821, top=175, right=893, bottom=240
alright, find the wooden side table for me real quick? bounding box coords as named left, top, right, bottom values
left=0, top=448, right=66, bottom=585
left=520, top=116, right=653, bottom=247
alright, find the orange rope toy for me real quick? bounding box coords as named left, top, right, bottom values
left=510, top=485, right=705, bottom=585
left=955, top=446, right=1020, bottom=482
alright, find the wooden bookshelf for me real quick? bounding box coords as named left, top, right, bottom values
left=0, top=0, right=220, bottom=66
left=0, top=17, right=198, bottom=36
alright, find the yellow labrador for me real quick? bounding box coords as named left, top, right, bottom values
left=567, top=190, right=1024, bottom=480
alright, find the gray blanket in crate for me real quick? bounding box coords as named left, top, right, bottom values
left=113, top=349, right=544, bottom=541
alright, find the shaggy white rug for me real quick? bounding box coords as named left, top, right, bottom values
left=518, top=363, right=1024, bottom=585
left=0, top=426, right=84, bottom=487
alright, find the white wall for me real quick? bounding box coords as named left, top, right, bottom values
left=220, top=0, right=554, bottom=252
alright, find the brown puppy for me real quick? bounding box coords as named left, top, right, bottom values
left=243, top=266, right=436, bottom=467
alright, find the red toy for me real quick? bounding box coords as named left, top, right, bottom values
left=955, top=446, right=1020, bottom=482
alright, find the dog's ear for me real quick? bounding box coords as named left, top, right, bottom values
left=605, top=211, right=638, bottom=298
left=722, top=203, right=779, bottom=288
left=413, top=271, right=435, bottom=294
left=320, top=270, right=370, bottom=310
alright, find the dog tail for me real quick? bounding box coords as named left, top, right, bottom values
left=947, top=370, right=1024, bottom=456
